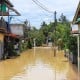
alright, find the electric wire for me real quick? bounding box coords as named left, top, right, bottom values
left=32, top=0, right=54, bottom=14
left=10, top=0, right=54, bottom=26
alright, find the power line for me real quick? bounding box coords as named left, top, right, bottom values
left=32, top=0, right=54, bottom=14
left=10, top=0, right=55, bottom=26
left=33, top=0, right=53, bottom=13
left=34, top=0, right=51, bottom=11
left=9, top=0, right=54, bottom=22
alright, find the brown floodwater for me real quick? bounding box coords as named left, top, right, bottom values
left=0, top=47, right=79, bottom=80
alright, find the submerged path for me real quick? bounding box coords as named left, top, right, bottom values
left=0, top=47, right=78, bottom=80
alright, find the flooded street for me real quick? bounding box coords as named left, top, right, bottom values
left=0, top=47, right=78, bottom=80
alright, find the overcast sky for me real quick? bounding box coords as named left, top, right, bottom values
left=10, top=0, right=79, bottom=29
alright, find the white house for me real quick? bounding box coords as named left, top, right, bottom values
left=10, top=24, right=24, bottom=37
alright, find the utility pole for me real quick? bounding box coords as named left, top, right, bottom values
left=77, top=34, right=80, bottom=80
left=78, top=25, right=80, bottom=80
left=54, top=11, right=57, bottom=57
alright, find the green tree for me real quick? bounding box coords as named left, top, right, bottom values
left=55, top=22, right=70, bottom=49
left=59, top=13, right=69, bottom=24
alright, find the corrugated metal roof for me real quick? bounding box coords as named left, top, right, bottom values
left=73, top=1, right=80, bottom=24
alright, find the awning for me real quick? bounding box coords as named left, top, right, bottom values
left=6, top=4, right=21, bottom=16
left=71, top=30, right=79, bottom=34
left=0, top=12, right=9, bottom=16
left=5, top=33, right=20, bottom=38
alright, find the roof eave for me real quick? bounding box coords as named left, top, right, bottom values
left=5, top=0, right=14, bottom=7
left=6, top=3, right=21, bottom=16
left=72, top=1, right=80, bottom=24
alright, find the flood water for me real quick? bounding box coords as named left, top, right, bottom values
left=0, top=47, right=78, bottom=80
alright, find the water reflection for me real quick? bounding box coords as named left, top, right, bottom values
left=0, top=47, right=78, bottom=80
left=11, top=61, right=67, bottom=80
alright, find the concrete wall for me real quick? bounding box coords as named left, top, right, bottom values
left=0, top=33, right=4, bottom=59
left=0, top=42, right=3, bottom=59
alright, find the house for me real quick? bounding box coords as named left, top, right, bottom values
left=72, top=1, right=80, bottom=64
left=10, top=23, right=30, bottom=39
left=10, top=24, right=24, bottom=37
left=0, top=0, right=20, bottom=59
left=10, top=23, right=31, bottom=52
left=0, top=30, right=4, bottom=59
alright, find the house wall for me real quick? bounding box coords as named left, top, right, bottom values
left=0, top=19, right=7, bottom=29
left=0, top=33, right=4, bottom=59
left=78, top=24, right=80, bottom=33
left=0, top=33, right=4, bottom=41
left=10, top=24, right=24, bottom=36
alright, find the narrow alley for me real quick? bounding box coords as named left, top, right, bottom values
left=0, top=47, right=78, bottom=80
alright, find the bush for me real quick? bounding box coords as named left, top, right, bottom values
left=68, top=36, right=77, bottom=64
left=27, top=39, right=32, bottom=49
left=68, top=36, right=77, bottom=53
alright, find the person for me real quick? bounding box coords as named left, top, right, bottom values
left=14, top=42, right=20, bottom=56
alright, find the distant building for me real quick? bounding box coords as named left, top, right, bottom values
left=10, top=24, right=24, bottom=37
left=10, top=23, right=30, bottom=38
